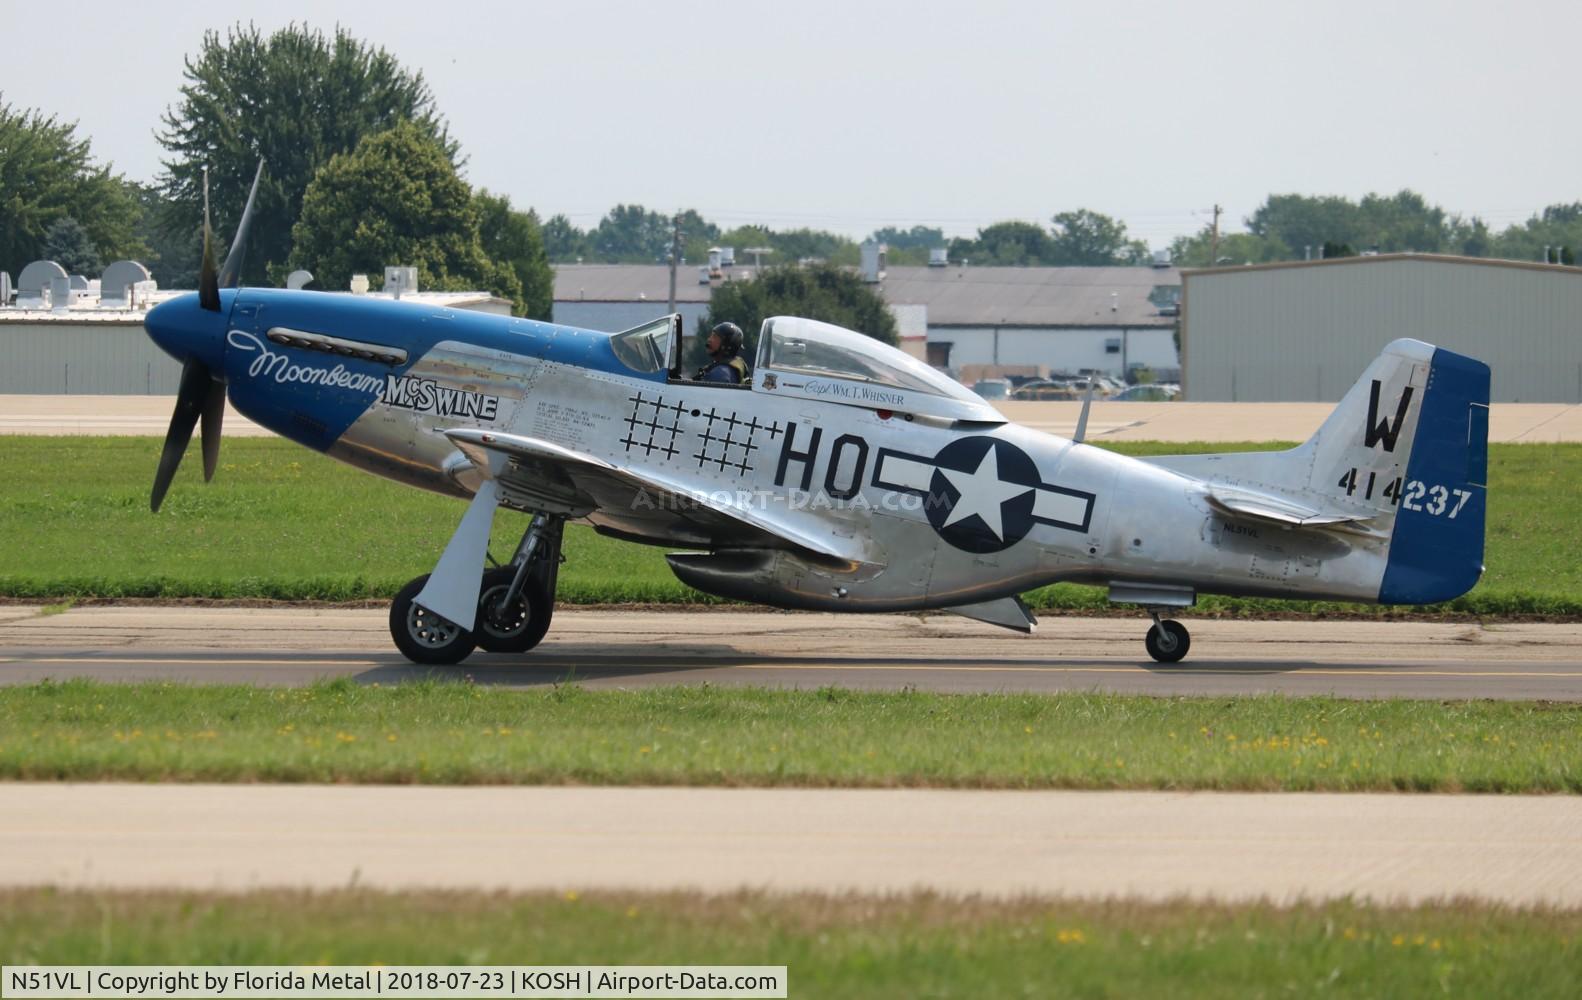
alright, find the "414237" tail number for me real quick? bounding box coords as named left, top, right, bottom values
left=1337, top=469, right=1472, bottom=518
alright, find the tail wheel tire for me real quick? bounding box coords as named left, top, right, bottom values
left=389, top=574, right=476, bottom=665
left=475, top=567, right=553, bottom=653
left=1145, top=620, right=1191, bottom=664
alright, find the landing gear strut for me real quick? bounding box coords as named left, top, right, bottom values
left=1143, top=608, right=1190, bottom=664
left=389, top=512, right=564, bottom=665
left=476, top=513, right=563, bottom=653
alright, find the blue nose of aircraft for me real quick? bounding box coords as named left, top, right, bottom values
left=144, top=290, right=235, bottom=374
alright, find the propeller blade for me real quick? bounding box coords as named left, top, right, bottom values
left=200, top=378, right=226, bottom=482
left=198, top=166, right=220, bottom=312
left=218, top=158, right=265, bottom=290
left=151, top=361, right=211, bottom=512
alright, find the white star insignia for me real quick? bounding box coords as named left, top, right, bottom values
left=940, top=445, right=1034, bottom=541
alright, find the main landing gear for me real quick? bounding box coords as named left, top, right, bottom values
left=1143, top=608, right=1190, bottom=664
left=389, top=513, right=564, bottom=665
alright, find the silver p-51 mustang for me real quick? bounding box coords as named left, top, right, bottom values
left=145, top=176, right=1489, bottom=664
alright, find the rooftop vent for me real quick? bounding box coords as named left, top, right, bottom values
left=17, top=260, right=66, bottom=308
left=860, top=241, right=886, bottom=283
left=100, top=260, right=152, bottom=306
left=384, top=265, right=419, bottom=298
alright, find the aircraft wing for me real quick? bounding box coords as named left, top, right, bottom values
left=1202, top=483, right=1369, bottom=527
left=443, top=428, right=872, bottom=564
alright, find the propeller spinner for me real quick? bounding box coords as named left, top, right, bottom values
left=147, top=159, right=264, bottom=512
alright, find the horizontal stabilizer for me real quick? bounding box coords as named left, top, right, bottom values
left=1204, top=484, right=1368, bottom=527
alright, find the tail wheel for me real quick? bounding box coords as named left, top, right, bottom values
left=389, top=574, right=476, bottom=665
left=475, top=567, right=553, bottom=653
left=1145, top=620, right=1191, bottom=664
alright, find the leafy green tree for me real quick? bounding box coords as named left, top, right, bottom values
left=1245, top=194, right=1357, bottom=258
left=967, top=221, right=1053, bottom=266
left=1356, top=190, right=1447, bottom=253
left=673, top=208, right=720, bottom=264
left=1447, top=214, right=1493, bottom=258
left=1049, top=209, right=1146, bottom=265
left=0, top=97, right=142, bottom=278
left=1166, top=227, right=1285, bottom=267
left=771, top=228, right=859, bottom=266
left=41, top=217, right=101, bottom=275
left=1490, top=203, right=1582, bottom=263
left=158, top=23, right=453, bottom=286
left=129, top=182, right=202, bottom=288
left=288, top=122, right=519, bottom=304
left=714, top=225, right=773, bottom=263
left=868, top=225, right=944, bottom=264
left=475, top=190, right=554, bottom=319
left=869, top=225, right=945, bottom=251
left=712, top=225, right=857, bottom=267
left=541, top=214, right=590, bottom=261
left=590, top=204, right=672, bottom=262
left=695, top=263, right=898, bottom=368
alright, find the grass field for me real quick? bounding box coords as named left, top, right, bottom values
left=4, top=679, right=1577, bottom=792
left=3, top=888, right=1578, bottom=997
left=0, top=437, right=1577, bottom=615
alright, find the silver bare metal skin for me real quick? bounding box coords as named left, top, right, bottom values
left=140, top=289, right=1483, bottom=661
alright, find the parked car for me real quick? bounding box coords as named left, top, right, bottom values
left=972, top=378, right=1012, bottom=400
left=1110, top=384, right=1179, bottom=402
left=1011, top=380, right=1083, bottom=401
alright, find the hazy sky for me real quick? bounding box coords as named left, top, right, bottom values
left=3, top=0, right=1576, bottom=245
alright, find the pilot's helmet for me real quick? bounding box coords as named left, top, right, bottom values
left=710, top=322, right=744, bottom=356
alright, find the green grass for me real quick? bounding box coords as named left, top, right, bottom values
left=0, top=437, right=1577, bottom=615
left=3, top=888, right=1578, bottom=997
left=4, top=680, right=1578, bottom=791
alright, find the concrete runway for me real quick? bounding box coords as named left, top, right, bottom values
left=4, top=606, right=1581, bottom=700
left=4, top=784, right=1579, bottom=906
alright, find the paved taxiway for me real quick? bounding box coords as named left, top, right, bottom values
left=5, top=784, right=1579, bottom=906
left=3, top=606, right=1581, bottom=700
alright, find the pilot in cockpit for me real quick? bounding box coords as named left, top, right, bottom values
left=693, top=322, right=751, bottom=384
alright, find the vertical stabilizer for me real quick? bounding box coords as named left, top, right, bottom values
left=1303, top=338, right=1488, bottom=602
left=1143, top=338, right=1490, bottom=605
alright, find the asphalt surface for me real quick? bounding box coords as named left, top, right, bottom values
left=5, top=784, right=1579, bottom=905
left=3, top=606, right=1581, bottom=700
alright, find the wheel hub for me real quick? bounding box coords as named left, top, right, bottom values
left=406, top=603, right=462, bottom=648
left=479, top=585, right=529, bottom=638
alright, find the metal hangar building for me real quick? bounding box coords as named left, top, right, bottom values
left=1181, top=254, right=1582, bottom=402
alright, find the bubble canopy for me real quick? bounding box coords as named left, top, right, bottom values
left=755, top=316, right=1003, bottom=421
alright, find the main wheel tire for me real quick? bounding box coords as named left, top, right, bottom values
left=1145, top=619, right=1191, bottom=664
left=389, top=574, right=476, bottom=665
left=475, top=567, right=553, bottom=653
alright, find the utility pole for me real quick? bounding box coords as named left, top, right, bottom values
left=667, top=212, right=682, bottom=314
left=1209, top=204, right=1223, bottom=267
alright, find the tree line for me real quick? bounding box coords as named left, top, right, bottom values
left=3, top=22, right=1580, bottom=326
